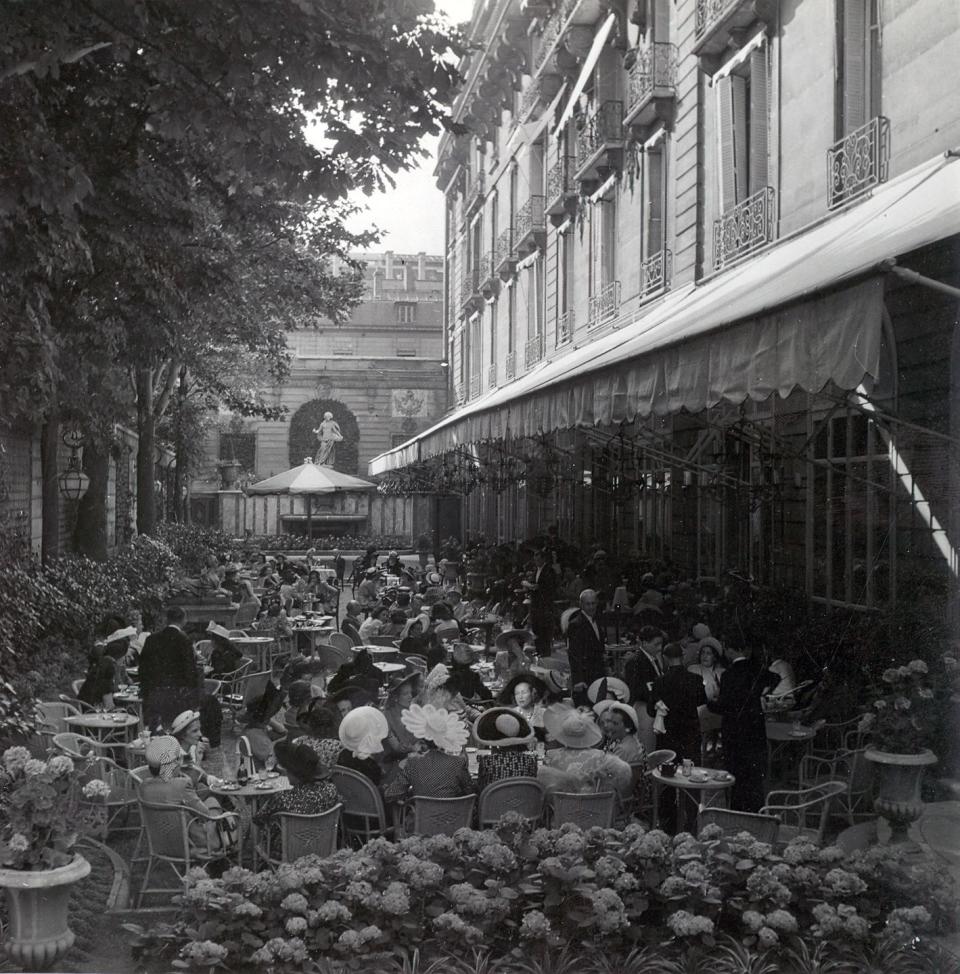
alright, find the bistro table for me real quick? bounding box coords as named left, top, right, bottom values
left=65, top=712, right=140, bottom=744
left=463, top=618, right=498, bottom=652
left=290, top=617, right=335, bottom=654
left=232, top=635, right=277, bottom=672
left=113, top=685, right=142, bottom=718
left=208, top=774, right=292, bottom=869
left=766, top=721, right=817, bottom=783
left=650, top=766, right=735, bottom=829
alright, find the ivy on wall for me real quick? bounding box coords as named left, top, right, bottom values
left=288, top=399, right=360, bottom=474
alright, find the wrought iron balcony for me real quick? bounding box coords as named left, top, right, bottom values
left=575, top=100, right=624, bottom=182
left=515, top=195, right=546, bottom=255
left=525, top=332, right=545, bottom=369
left=556, top=308, right=574, bottom=346
left=488, top=362, right=498, bottom=389
left=494, top=227, right=517, bottom=280
left=469, top=370, right=482, bottom=400
left=713, top=186, right=776, bottom=270
left=640, top=249, right=672, bottom=299
left=479, top=251, right=499, bottom=298
left=464, top=171, right=485, bottom=217
left=624, top=43, right=678, bottom=133
left=546, top=155, right=578, bottom=223
left=587, top=280, right=621, bottom=328
left=459, top=267, right=482, bottom=313
left=505, top=350, right=517, bottom=381
left=518, top=75, right=562, bottom=122
left=827, top=116, right=890, bottom=210
left=693, top=0, right=773, bottom=64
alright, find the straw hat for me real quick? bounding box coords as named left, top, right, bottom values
left=494, top=628, right=534, bottom=652
left=338, top=706, right=388, bottom=758
left=400, top=704, right=469, bottom=755
left=169, top=710, right=201, bottom=738
left=586, top=677, right=631, bottom=704
left=103, top=626, right=137, bottom=645
left=698, top=636, right=723, bottom=656
left=543, top=708, right=602, bottom=750
left=530, top=667, right=569, bottom=696
left=593, top=699, right=640, bottom=733
left=473, top=707, right=535, bottom=748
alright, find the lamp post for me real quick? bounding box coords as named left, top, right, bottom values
left=57, top=429, right=90, bottom=502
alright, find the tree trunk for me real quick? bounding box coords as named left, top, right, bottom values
left=40, top=413, right=61, bottom=564
left=73, top=441, right=109, bottom=560
left=136, top=368, right=156, bottom=536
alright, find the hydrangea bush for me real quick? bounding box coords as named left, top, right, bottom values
left=857, top=659, right=940, bottom=753
left=132, top=817, right=955, bottom=973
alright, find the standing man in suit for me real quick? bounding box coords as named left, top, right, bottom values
left=648, top=642, right=707, bottom=832
left=708, top=641, right=779, bottom=811
left=566, top=589, right=606, bottom=706
left=624, top=625, right=666, bottom=751
left=139, top=605, right=202, bottom=732
left=524, top=548, right=558, bottom=656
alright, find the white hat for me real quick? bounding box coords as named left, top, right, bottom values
left=169, top=710, right=201, bottom=737
left=206, top=622, right=232, bottom=640
left=587, top=677, right=631, bottom=704
left=593, top=700, right=640, bottom=733
left=544, top=708, right=603, bottom=749
left=400, top=704, right=469, bottom=755
left=338, top=706, right=388, bottom=759
left=105, top=626, right=137, bottom=644
left=130, top=631, right=149, bottom=652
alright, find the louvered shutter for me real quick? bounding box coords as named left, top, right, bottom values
left=748, top=46, right=770, bottom=195
left=730, top=75, right=748, bottom=202
left=843, top=0, right=868, bottom=133
left=646, top=144, right=664, bottom=257
left=716, top=76, right=737, bottom=211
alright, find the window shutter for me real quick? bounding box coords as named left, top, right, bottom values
left=843, top=0, right=868, bottom=132
left=716, top=77, right=737, bottom=211
left=730, top=74, right=748, bottom=203
left=748, top=46, right=770, bottom=195
left=602, top=197, right=617, bottom=286
left=646, top=145, right=664, bottom=257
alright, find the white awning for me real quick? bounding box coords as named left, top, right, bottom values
left=369, top=151, right=960, bottom=476
left=553, top=12, right=617, bottom=134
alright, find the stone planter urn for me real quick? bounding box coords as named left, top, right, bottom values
left=864, top=748, right=937, bottom=842
left=218, top=459, right=242, bottom=489
left=0, top=853, right=91, bottom=970
left=465, top=571, right=487, bottom=596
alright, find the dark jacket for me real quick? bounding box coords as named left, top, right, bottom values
left=648, top=666, right=707, bottom=758
left=708, top=657, right=779, bottom=751
left=624, top=650, right=663, bottom=705
left=446, top=662, right=492, bottom=701
left=139, top=625, right=201, bottom=728
left=566, top=610, right=606, bottom=689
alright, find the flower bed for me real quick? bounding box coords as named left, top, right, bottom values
left=131, top=817, right=956, bottom=973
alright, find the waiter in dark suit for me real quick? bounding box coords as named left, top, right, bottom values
left=524, top=548, right=558, bottom=656
left=624, top=625, right=667, bottom=751
left=139, top=605, right=202, bottom=731
left=708, top=641, right=779, bottom=811
left=566, top=589, right=606, bottom=706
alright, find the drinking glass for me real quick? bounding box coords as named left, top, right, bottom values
left=223, top=752, right=240, bottom=784
left=681, top=759, right=693, bottom=777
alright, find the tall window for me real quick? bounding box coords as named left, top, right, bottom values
left=715, top=42, right=770, bottom=212
left=835, top=0, right=881, bottom=136
left=588, top=192, right=617, bottom=297
left=560, top=227, right=574, bottom=315
left=507, top=282, right=516, bottom=353
left=395, top=302, right=416, bottom=324
left=488, top=300, right=497, bottom=367
left=643, top=134, right=667, bottom=260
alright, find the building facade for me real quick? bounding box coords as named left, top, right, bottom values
left=371, top=0, right=960, bottom=614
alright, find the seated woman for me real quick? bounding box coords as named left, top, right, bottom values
left=446, top=644, right=492, bottom=702
left=253, top=740, right=341, bottom=855
left=498, top=673, right=548, bottom=729
left=327, top=650, right=381, bottom=700
left=206, top=623, right=245, bottom=677
left=430, top=602, right=461, bottom=642
left=473, top=707, right=538, bottom=793
left=381, top=673, right=423, bottom=783
left=380, top=609, right=408, bottom=638
left=383, top=703, right=472, bottom=802
left=294, top=700, right=342, bottom=759
left=254, top=595, right=293, bottom=637
left=358, top=605, right=390, bottom=643
left=594, top=700, right=646, bottom=764
left=337, top=705, right=388, bottom=786
left=140, top=736, right=232, bottom=853
left=687, top=639, right=725, bottom=703
left=538, top=707, right=633, bottom=798
left=77, top=643, right=120, bottom=710
left=236, top=684, right=285, bottom=770
left=493, top=630, right=535, bottom=684
left=398, top=613, right=436, bottom=660
left=281, top=680, right=314, bottom=737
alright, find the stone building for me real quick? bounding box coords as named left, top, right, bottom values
left=370, top=0, right=960, bottom=614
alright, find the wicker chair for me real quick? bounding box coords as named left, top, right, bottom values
left=316, top=644, right=351, bottom=673
left=58, top=693, right=97, bottom=715
left=237, top=735, right=257, bottom=776
left=478, top=778, right=545, bottom=828
left=760, top=780, right=847, bottom=844
left=548, top=791, right=616, bottom=829
left=51, top=732, right=97, bottom=758
left=218, top=658, right=254, bottom=724
left=257, top=804, right=343, bottom=866
left=698, top=807, right=781, bottom=842
left=329, top=631, right=355, bottom=653
left=409, top=794, right=477, bottom=837
left=366, top=635, right=401, bottom=647
left=810, top=717, right=862, bottom=758
left=83, top=756, right=142, bottom=840
left=799, top=748, right=872, bottom=824
left=36, top=701, right=82, bottom=743
left=194, top=639, right=214, bottom=663
left=330, top=766, right=394, bottom=846
left=136, top=799, right=238, bottom=906
left=402, top=655, right=429, bottom=675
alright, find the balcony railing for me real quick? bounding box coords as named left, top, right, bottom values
left=479, top=250, right=499, bottom=297
left=587, top=280, right=621, bottom=328
left=546, top=155, right=577, bottom=218
left=827, top=116, right=890, bottom=210
left=556, top=308, right=574, bottom=346
left=532, top=0, right=577, bottom=73
left=713, top=187, right=776, bottom=270
left=465, top=172, right=485, bottom=216
left=488, top=362, right=497, bottom=388
left=693, top=0, right=772, bottom=60
left=469, top=371, right=482, bottom=400
left=505, top=350, right=517, bottom=381
left=515, top=195, right=546, bottom=254
left=575, top=100, right=624, bottom=179
left=525, top=332, right=545, bottom=369
left=494, top=227, right=517, bottom=279
left=640, top=249, right=672, bottom=298
left=625, top=43, right=678, bottom=127
left=459, top=267, right=481, bottom=310
left=695, top=0, right=738, bottom=38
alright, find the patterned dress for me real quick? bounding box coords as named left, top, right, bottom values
left=476, top=751, right=538, bottom=793
left=383, top=750, right=473, bottom=801
left=253, top=779, right=342, bottom=852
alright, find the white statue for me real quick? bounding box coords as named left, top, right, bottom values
left=312, top=411, right=343, bottom=466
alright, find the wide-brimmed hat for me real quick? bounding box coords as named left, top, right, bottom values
left=698, top=636, right=723, bottom=656
left=327, top=684, right=376, bottom=709
left=544, top=707, right=603, bottom=749
left=426, top=571, right=441, bottom=585
left=494, top=629, right=534, bottom=652
left=587, top=677, right=631, bottom=704
left=692, top=623, right=712, bottom=641
left=400, top=704, right=469, bottom=754
left=130, top=631, right=149, bottom=652
left=206, top=622, right=232, bottom=640
left=169, top=710, right=201, bottom=737
left=338, top=706, right=388, bottom=758
left=530, top=667, right=569, bottom=696
left=593, top=699, right=640, bottom=733
left=387, top=671, right=421, bottom=699
left=473, top=707, right=535, bottom=748
left=400, top=613, right=431, bottom=640
left=498, top=672, right=549, bottom=706
left=102, top=626, right=137, bottom=645
left=273, top=740, right=324, bottom=782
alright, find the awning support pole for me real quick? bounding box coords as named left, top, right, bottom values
left=879, top=258, right=960, bottom=300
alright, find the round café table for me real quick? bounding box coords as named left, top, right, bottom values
left=650, top=766, right=735, bottom=829
left=463, top=619, right=497, bottom=651
left=231, top=635, right=277, bottom=672
left=65, top=712, right=140, bottom=744
left=766, top=721, right=817, bottom=784
left=208, top=775, right=291, bottom=869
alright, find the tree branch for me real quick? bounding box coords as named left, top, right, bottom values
left=153, top=357, right=181, bottom=419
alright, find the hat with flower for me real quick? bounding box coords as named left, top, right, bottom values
left=423, top=662, right=452, bottom=693
left=400, top=704, right=469, bottom=754
left=544, top=707, right=603, bottom=750
left=338, top=706, right=388, bottom=759
left=473, top=707, right=535, bottom=748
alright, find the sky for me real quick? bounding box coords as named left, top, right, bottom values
left=345, top=0, right=476, bottom=257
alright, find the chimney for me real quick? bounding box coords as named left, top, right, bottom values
left=372, top=269, right=383, bottom=298
left=417, top=251, right=426, bottom=279
left=405, top=264, right=416, bottom=292
left=384, top=250, right=394, bottom=278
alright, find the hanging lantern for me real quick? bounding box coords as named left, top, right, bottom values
left=57, top=452, right=90, bottom=501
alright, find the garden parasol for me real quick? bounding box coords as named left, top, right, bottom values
left=246, top=458, right=376, bottom=541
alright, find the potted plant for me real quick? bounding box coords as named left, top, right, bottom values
left=0, top=747, right=109, bottom=969
left=858, top=660, right=938, bottom=841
